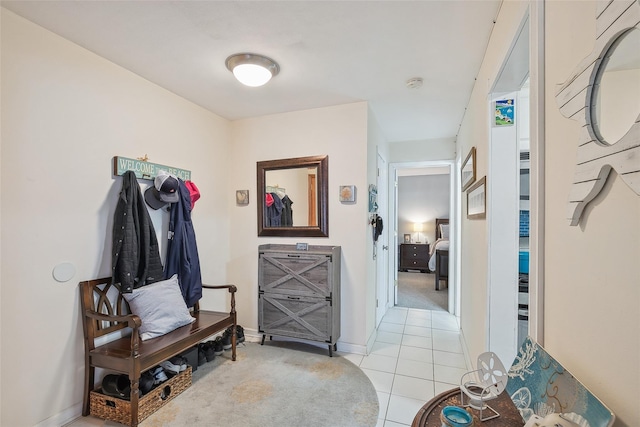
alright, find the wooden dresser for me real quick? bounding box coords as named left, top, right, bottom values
left=258, top=244, right=341, bottom=356
left=399, top=243, right=430, bottom=272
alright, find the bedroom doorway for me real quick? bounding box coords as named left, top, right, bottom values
left=390, top=161, right=457, bottom=314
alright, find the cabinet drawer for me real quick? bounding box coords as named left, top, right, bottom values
left=259, top=253, right=332, bottom=297
left=402, top=245, right=429, bottom=256
left=259, top=293, right=332, bottom=343
left=402, top=258, right=429, bottom=268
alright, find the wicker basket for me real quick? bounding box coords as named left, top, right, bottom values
left=90, top=366, right=192, bottom=426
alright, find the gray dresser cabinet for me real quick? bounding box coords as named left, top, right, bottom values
left=258, top=244, right=341, bottom=356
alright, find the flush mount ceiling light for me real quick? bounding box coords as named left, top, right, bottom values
left=225, top=53, right=280, bottom=87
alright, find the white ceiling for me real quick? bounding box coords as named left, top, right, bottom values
left=1, top=1, right=502, bottom=143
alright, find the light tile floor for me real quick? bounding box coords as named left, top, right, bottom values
left=341, top=306, right=469, bottom=427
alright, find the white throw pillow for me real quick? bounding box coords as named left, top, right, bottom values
left=123, top=274, right=195, bottom=341
left=440, top=224, right=450, bottom=239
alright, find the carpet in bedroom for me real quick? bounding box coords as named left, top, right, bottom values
left=396, top=271, right=448, bottom=311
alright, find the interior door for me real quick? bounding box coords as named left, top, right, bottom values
left=376, top=153, right=388, bottom=326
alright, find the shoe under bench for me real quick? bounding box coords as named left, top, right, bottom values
left=79, top=277, right=238, bottom=426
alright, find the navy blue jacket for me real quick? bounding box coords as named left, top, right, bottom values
left=164, top=179, right=202, bottom=307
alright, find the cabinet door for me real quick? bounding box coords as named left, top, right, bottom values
left=259, top=293, right=332, bottom=343
left=259, top=252, right=333, bottom=297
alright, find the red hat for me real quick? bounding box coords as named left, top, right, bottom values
left=185, top=180, right=200, bottom=210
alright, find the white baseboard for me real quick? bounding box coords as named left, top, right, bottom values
left=459, top=327, right=473, bottom=370
left=245, top=328, right=368, bottom=356
left=365, top=327, right=377, bottom=355
left=35, top=402, right=82, bottom=427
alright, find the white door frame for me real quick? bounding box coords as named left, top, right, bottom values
left=388, top=160, right=458, bottom=316
left=376, top=154, right=389, bottom=327
left=487, top=89, right=520, bottom=365
left=485, top=2, right=545, bottom=361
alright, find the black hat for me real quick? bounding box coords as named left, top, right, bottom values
left=144, top=170, right=179, bottom=210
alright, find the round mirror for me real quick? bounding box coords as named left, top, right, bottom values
left=591, top=28, right=640, bottom=145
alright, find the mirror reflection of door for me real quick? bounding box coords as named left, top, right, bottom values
left=308, top=173, right=317, bottom=226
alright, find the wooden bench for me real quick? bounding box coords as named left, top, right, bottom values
left=80, top=277, right=237, bottom=426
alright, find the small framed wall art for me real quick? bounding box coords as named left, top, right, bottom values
left=467, top=176, right=486, bottom=219
left=236, top=190, right=249, bottom=205
left=368, top=184, right=378, bottom=212
left=339, top=185, right=356, bottom=203
left=461, top=147, right=476, bottom=191
left=494, top=99, right=515, bottom=126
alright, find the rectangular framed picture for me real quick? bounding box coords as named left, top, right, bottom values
left=461, top=146, right=476, bottom=191
left=494, top=99, right=515, bottom=126
left=339, top=185, right=356, bottom=203
left=403, top=234, right=411, bottom=243
left=236, top=189, right=249, bottom=205
left=467, top=176, right=486, bottom=219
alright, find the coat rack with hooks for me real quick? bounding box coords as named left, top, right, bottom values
left=113, top=156, right=191, bottom=181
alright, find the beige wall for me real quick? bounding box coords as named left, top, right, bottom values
left=545, top=1, right=639, bottom=425
left=456, top=0, right=530, bottom=367
left=457, top=1, right=639, bottom=425
left=0, top=9, right=233, bottom=426
left=228, top=102, right=373, bottom=352
left=388, top=137, right=456, bottom=163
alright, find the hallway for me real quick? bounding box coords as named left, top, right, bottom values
left=396, top=271, right=448, bottom=311
left=343, top=307, right=468, bottom=426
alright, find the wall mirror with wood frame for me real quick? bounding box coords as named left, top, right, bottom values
left=257, top=155, right=329, bottom=237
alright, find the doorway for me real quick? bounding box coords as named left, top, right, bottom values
left=389, top=161, right=457, bottom=315
left=486, top=7, right=543, bottom=364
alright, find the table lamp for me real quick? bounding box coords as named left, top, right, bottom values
left=413, top=223, right=424, bottom=243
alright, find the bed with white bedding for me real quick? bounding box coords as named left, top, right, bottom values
left=428, top=218, right=449, bottom=290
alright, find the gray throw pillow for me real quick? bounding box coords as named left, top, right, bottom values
left=123, top=274, right=195, bottom=341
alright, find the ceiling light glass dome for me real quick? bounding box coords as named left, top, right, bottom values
left=225, top=53, right=280, bottom=87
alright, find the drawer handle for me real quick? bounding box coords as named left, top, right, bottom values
left=287, top=296, right=301, bottom=300
left=287, top=254, right=301, bottom=258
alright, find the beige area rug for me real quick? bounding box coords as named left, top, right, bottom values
left=397, top=271, right=448, bottom=311
left=140, top=340, right=378, bottom=427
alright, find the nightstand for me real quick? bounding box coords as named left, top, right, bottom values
left=399, top=243, right=429, bottom=272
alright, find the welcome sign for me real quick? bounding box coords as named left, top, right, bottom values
left=113, top=156, right=191, bottom=181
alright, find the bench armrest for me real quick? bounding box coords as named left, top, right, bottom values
left=85, top=309, right=142, bottom=355
left=202, top=284, right=237, bottom=293
left=197, top=284, right=237, bottom=315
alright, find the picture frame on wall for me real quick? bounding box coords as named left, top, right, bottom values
left=461, top=147, right=476, bottom=191
left=403, top=234, right=411, bottom=243
left=236, top=190, right=249, bottom=205
left=339, top=185, right=356, bottom=203
left=467, top=176, right=486, bottom=219
left=368, top=184, right=378, bottom=212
